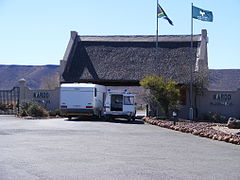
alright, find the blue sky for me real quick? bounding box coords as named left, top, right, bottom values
left=0, top=0, right=239, bottom=69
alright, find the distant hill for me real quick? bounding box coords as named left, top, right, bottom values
left=0, top=64, right=147, bottom=104
left=0, top=65, right=60, bottom=90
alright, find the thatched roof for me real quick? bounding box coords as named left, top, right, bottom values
left=61, top=30, right=209, bottom=86
left=208, top=69, right=240, bottom=91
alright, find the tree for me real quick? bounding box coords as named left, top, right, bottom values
left=140, top=75, right=180, bottom=117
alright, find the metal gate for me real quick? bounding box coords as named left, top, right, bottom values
left=0, top=87, right=20, bottom=115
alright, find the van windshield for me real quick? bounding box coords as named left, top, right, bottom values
left=124, top=96, right=134, bottom=105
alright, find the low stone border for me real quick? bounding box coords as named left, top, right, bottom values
left=17, top=115, right=63, bottom=120
left=21, top=116, right=49, bottom=120
left=142, top=117, right=240, bottom=145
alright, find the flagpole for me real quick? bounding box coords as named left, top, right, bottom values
left=156, top=0, right=159, bottom=49
left=189, top=2, right=194, bottom=120
left=155, top=0, right=159, bottom=117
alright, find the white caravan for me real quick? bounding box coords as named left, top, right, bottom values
left=104, top=90, right=136, bottom=121
left=60, top=83, right=106, bottom=119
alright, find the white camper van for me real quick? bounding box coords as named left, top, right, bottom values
left=104, top=90, right=136, bottom=121
left=60, top=83, right=106, bottom=119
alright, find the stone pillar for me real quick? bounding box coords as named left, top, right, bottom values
left=18, top=78, right=27, bottom=104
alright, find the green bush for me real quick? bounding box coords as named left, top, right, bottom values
left=49, top=109, right=62, bottom=117
left=0, top=103, right=7, bottom=111
left=20, top=109, right=29, bottom=116
left=28, top=103, right=48, bottom=117
left=140, top=75, right=180, bottom=117
left=19, top=102, right=48, bottom=117
left=201, top=112, right=227, bottom=123
left=19, top=102, right=32, bottom=116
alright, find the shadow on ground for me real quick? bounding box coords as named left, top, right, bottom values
left=106, top=118, right=144, bottom=124
left=65, top=116, right=144, bottom=124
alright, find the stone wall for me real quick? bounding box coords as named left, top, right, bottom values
left=16, top=78, right=240, bottom=119
left=196, top=89, right=240, bottom=120
left=18, top=79, right=60, bottom=111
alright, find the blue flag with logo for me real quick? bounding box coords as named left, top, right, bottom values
left=157, top=4, right=173, bottom=26
left=192, top=6, right=213, bottom=22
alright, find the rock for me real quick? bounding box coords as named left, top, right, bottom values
left=174, top=127, right=179, bottom=131
left=212, top=134, right=218, bottom=140
left=166, top=125, right=171, bottom=129
left=184, top=129, right=189, bottom=133
left=229, top=138, right=234, bottom=143
left=217, top=136, right=223, bottom=141
left=181, top=128, right=187, bottom=133
left=143, top=117, right=240, bottom=145
left=162, top=124, right=168, bottom=128
left=223, top=136, right=231, bottom=142
left=208, top=134, right=213, bottom=138
left=192, top=130, right=199, bottom=135
left=227, top=117, right=240, bottom=129
left=232, top=138, right=239, bottom=144
left=188, top=129, right=194, bottom=133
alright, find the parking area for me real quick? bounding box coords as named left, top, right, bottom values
left=0, top=115, right=239, bottom=180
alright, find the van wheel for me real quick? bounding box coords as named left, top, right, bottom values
left=105, top=115, right=112, bottom=121
left=104, top=115, right=109, bottom=121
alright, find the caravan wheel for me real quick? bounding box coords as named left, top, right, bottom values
left=131, top=116, right=135, bottom=121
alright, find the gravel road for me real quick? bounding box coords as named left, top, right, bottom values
left=0, top=115, right=239, bottom=180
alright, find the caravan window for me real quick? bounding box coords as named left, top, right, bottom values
left=124, top=96, right=134, bottom=105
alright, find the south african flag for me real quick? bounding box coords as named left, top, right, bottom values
left=157, top=4, right=173, bottom=26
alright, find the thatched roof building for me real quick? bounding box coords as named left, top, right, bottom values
left=60, top=29, right=209, bottom=86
